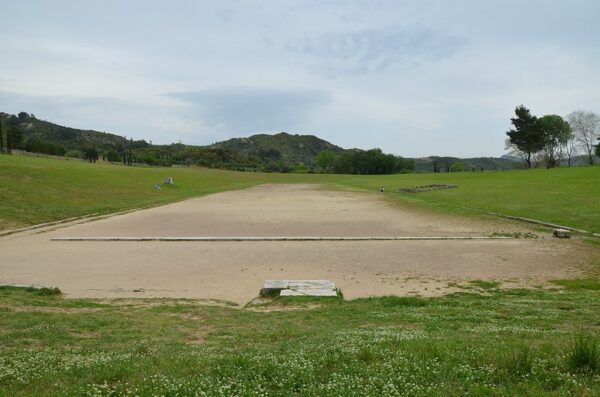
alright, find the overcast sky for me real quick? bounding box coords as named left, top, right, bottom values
left=1, top=0, right=599, bottom=157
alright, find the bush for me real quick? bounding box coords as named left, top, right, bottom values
left=65, top=149, right=83, bottom=159
left=502, top=346, right=533, bottom=377
left=35, top=287, right=62, bottom=296
left=567, top=333, right=599, bottom=374
left=24, top=138, right=66, bottom=156
left=0, top=285, right=62, bottom=296
left=105, top=149, right=121, bottom=162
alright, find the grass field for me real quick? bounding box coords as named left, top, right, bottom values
left=332, top=167, right=600, bottom=234
left=0, top=155, right=269, bottom=230
left=2, top=155, right=600, bottom=233
left=1, top=284, right=599, bottom=396
left=2, top=154, right=600, bottom=396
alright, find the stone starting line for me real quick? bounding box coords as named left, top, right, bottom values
left=50, top=236, right=516, bottom=242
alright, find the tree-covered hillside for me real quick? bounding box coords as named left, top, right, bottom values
left=210, top=132, right=345, bottom=167
left=1, top=111, right=518, bottom=173
left=0, top=112, right=150, bottom=154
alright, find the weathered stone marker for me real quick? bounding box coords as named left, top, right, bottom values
left=553, top=228, right=571, bottom=238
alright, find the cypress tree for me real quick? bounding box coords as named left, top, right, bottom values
left=0, top=120, right=4, bottom=153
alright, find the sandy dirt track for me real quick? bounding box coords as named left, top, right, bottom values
left=0, top=184, right=589, bottom=304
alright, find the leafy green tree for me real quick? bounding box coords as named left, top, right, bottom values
left=105, top=150, right=121, bottom=162
left=396, top=157, right=415, bottom=172
left=506, top=105, right=544, bottom=168
left=329, top=148, right=411, bottom=175
left=315, top=150, right=337, bottom=172
left=84, top=146, right=99, bottom=163
left=538, top=114, right=571, bottom=168
left=25, top=138, right=64, bottom=156
left=451, top=162, right=465, bottom=172
left=6, top=125, right=23, bottom=152
left=0, top=119, right=4, bottom=153
left=256, top=148, right=282, bottom=160
left=1, top=116, right=18, bottom=154
left=333, top=152, right=354, bottom=174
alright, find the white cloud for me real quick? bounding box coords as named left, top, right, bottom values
left=0, top=0, right=599, bottom=157
left=290, top=26, right=465, bottom=74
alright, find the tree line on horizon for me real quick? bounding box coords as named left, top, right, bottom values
left=3, top=109, right=600, bottom=173
left=506, top=106, right=600, bottom=168
left=315, top=148, right=415, bottom=174
left=0, top=112, right=416, bottom=174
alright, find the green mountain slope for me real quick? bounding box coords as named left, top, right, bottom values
left=210, top=132, right=345, bottom=166
left=0, top=112, right=149, bottom=152
left=1, top=111, right=519, bottom=172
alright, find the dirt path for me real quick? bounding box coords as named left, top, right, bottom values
left=0, top=184, right=589, bottom=304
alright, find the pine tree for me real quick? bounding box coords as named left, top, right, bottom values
left=506, top=105, right=544, bottom=168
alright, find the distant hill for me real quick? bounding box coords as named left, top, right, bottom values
left=0, top=111, right=528, bottom=173
left=0, top=112, right=150, bottom=152
left=210, top=132, right=345, bottom=167
left=414, top=156, right=519, bottom=172
left=1, top=113, right=345, bottom=170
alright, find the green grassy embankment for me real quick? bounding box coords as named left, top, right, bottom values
left=331, top=167, right=600, bottom=233
left=0, top=155, right=268, bottom=230
left=0, top=285, right=599, bottom=396
left=2, top=156, right=600, bottom=396
left=2, top=155, right=599, bottom=232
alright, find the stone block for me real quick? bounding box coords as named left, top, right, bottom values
left=553, top=228, right=571, bottom=238
left=263, top=280, right=289, bottom=290
left=280, top=289, right=337, bottom=297
left=288, top=280, right=336, bottom=289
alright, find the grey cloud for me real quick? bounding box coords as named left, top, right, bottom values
left=166, top=87, right=331, bottom=136
left=290, top=27, right=466, bottom=74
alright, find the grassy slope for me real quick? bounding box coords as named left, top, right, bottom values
left=330, top=167, right=600, bottom=233
left=0, top=155, right=269, bottom=230
left=2, top=155, right=600, bottom=395
left=0, top=285, right=599, bottom=396
left=2, top=154, right=600, bottom=232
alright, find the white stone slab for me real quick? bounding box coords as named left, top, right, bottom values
left=263, top=280, right=289, bottom=290
left=279, top=289, right=306, bottom=296
left=280, top=289, right=337, bottom=297
left=553, top=228, right=571, bottom=238
left=288, top=280, right=336, bottom=289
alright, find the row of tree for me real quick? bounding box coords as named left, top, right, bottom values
left=506, top=106, right=600, bottom=168
left=1, top=113, right=71, bottom=157
left=0, top=115, right=24, bottom=154
left=315, top=149, right=415, bottom=174
left=24, top=138, right=66, bottom=156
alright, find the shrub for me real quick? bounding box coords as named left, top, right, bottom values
left=65, top=149, right=83, bottom=159
left=567, top=333, right=599, bottom=374
left=23, top=286, right=62, bottom=296
left=502, top=346, right=533, bottom=377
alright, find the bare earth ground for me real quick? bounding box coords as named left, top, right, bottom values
left=0, top=184, right=591, bottom=304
